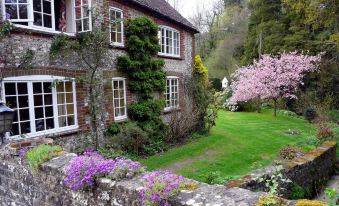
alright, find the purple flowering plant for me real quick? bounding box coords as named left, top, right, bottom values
left=64, top=150, right=144, bottom=191
left=139, top=171, right=195, bottom=206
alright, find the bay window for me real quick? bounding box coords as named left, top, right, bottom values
left=2, top=76, right=78, bottom=138
left=2, top=0, right=91, bottom=33
left=159, top=26, right=180, bottom=57
left=112, top=78, right=127, bottom=121
left=165, top=76, right=179, bottom=111
left=109, top=7, right=124, bottom=46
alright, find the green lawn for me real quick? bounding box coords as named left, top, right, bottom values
left=141, top=110, right=315, bottom=182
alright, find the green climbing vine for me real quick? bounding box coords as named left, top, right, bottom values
left=116, top=17, right=167, bottom=155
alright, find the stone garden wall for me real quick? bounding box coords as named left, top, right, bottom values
left=0, top=142, right=335, bottom=206
left=0, top=149, right=270, bottom=206
left=227, top=141, right=337, bottom=199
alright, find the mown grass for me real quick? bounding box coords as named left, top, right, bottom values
left=141, top=109, right=315, bottom=182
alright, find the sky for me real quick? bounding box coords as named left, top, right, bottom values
left=167, top=0, right=218, bottom=19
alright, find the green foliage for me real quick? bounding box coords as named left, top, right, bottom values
left=26, top=145, right=63, bottom=171
left=324, top=188, right=339, bottom=206
left=304, top=108, right=317, bottom=123
left=0, top=20, right=13, bottom=36
left=115, top=17, right=167, bottom=156
left=192, top=55, right=217, bottom=132
left=290, top=183, right=306, bottom=200
left=295, top=136, right=321, bottom=152
left=117, top=17, right=166, bottom=94
left=201, top=171, right=238, bottom=185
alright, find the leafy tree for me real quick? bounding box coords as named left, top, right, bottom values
left=230, top=52, right=322, bottom=116
left=50, top=15, right=112, bottom=149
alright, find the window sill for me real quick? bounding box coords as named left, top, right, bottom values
left=158, top=53, right=182, bottom=60
left=114, top=116, right=128, bottom=122
left=12, top=24, right=76, bottom=37
left=110, top=43, right=125, bottom=48
left=164, top=107, right=181, bottom=114
left=7, top=126, right=80, bottom=141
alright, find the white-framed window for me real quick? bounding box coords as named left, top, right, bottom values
left=1, top=75, right=78, bottom=138
left=109, top=7, right=124, bottom=46
left=74, top=0, right=91, bottom=32
left=2, top=0, right=92, bottom=33
left=159, top=26, right=180, bottom=57
left=112, top=78, right=127, bottom=121
left=165, top=76, right=179, bottom=111
left=3, top=0, right=31, bottom=22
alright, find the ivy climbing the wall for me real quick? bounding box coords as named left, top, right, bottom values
left=116, top=17, right=167, bottom=156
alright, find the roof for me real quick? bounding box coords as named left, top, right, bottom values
left=129, top=0, right=199, bottom=33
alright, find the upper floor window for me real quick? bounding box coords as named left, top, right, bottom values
left=2, top=0, right=92, bottom=33
left=165, top=76, right=179, bottom=111
left=2, top=75, right=78, bottom=138
left=109, top=7, right=124, bottom=46
left=159, top=26, right=180, bottom=57
left=112, top=78, right=127, bottom=121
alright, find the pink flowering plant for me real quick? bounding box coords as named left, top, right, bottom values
left=229, top=52, right=322, bottom=115
left=139, top=171, right=196, bottom=206
left=64, top=150, right=144, bottom=191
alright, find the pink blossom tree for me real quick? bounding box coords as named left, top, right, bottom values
left=229, top=52, right=322, bottom=116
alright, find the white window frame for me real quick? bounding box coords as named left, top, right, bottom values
left=30, top=0, right=56, bottom=31
left=2, top=0, right=92, bottom=34
left=1, top=75, right=78, bottom=139
left=73, top=0, right=92, bottom=33
left=159, top=26, right=180, bottom=58
left=165, top=76, right=180, bottom=111
left=109, top=7, right=124, bottom=46
left=112, top=77, right=127, bottom=121
left=2, top=0, right=32, bottom=22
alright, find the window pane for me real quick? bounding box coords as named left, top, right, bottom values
left=58, top=105, right=66, bottom=116
left=43, top=15, right=52, bottom=28
left=68, top=115, right=75, bottom=125
left=5, top=5, right=18, bottom=19
left=75, top=7, right=81, bottom=19
left=65, top=82, right=72, bottom=92
left=33, top=82, right=42, bottom=93
left=45, top=106, right=54, bottom=117
left=66, top=104, right=74, bottom=115
left=56, top=82, right=64, bottom=93
left=57, top=93, right=65, bottom=104
left=46, top=118, right=55, bottom=129
left=59, top=116, right=67, bottom=127
left=44, top=94, right=52, bottom=105
left=11, top=123, right=19, bottom=136
left=17, top=83, right=28, bottom=94
left=83, top=18, right=89, bottom=31
left=5, top=96, right=17, bottom=108
left=18, top=96, right=29, bottom=108
left=20, top=122, right=31, bottom=134
left=33, top=0, right=41, bottom=11
left=66, top=93, right=73, bottom=103
left=5, top=83, right=16, bottom=95
left=34, top=12, right=43, bottom=26
left=43, top=82, right=52, bottom=93
left=82, top=6, right=89, bottom=17
left=34, top=107, right=44, bottom=119
left=34, top=95, right=43, bottom=106
left=35, top=119, right=45, bottom=131
left=43, top=0, right=51, bottom=13
left=76, top=20, right=82, bottom=32
left=19, top=5, right=28, bottom=19
left=19, top=109, right=30, bottom=121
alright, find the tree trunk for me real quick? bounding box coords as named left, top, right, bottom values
left=273, top=99, right=277, bottom=117
left=256, top=97, right=261, bottom=113
left=89, top=70, right=99, bottom=150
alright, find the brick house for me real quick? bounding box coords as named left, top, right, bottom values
left=0, top=0, right=198, bottom=140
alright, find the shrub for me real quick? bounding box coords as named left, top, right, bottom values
left=139, top=171, right=196, bottom=206
left=277, top=110, right=300, bottom=118
left=316, top=125, right=335, bottom=142
left=290, top=183, right=307, bottom=199
left=304, top=108, right=317, bottom=123
left=255, top=195, right=287, bottom=206
left=279, top=145, right=304, bottom=160
left=64, top=150, right=115, bottom=191
left=107, top=158, right=145, bottom=180
left=111, top=121, right=149, bottom=156
left=295, top=199, right=326, bottom=206
left=64, top=150, right=144, bottom=191
left=26, top=144, right=63, bottom=171
left=295, top=136, right=321, bottom=152
left=201, top=171, right=238, bottom=185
